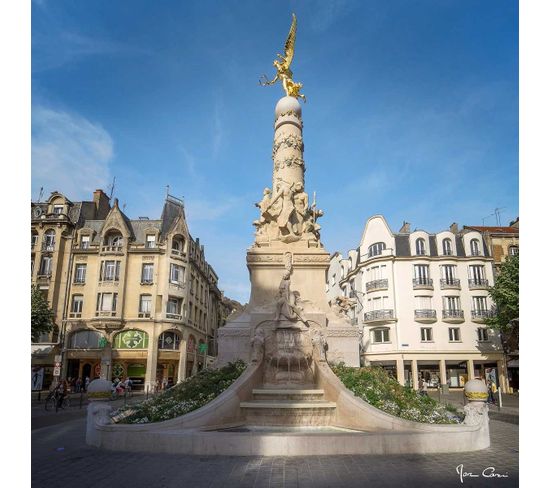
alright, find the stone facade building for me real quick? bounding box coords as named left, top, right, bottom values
left=32, top=190, right=224, bottom=390
left=327, top=215, right=510, bottom=392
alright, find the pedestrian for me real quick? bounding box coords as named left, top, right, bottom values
left=75, top=377, right=82, bottom=393
left=56, top=379, right=68, bottom=408
left=487, top=379, right=495, bottom=404
left=421, top=378, right=429, bottom=397
left=162, top=378, right=168, bottom=391
left=84, top=376, right=90, bottom=392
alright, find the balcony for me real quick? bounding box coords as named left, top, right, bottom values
left=138, top=312, right=151, bottom=318
left=41, top=243, right=55, bottom=252
left=100, top=245, right=124, bottom=255
left=141, top=279, right=154, bottom=285
left=171, top=249, right=186, bottom=260
left=37, top=272, right=52, bottom=280
left=440, top=278, right=461, bottom=290
left=166, top=313, right=182, bottom=320
left=95, top=311, right=117, bottom=317
left=472, top=309, right=495, bottom=323
left=364, top=309, right=395, bottom=323
left=468, top=278, right=489, bottom=290
left=414, top=309, right=437, bottom=323
left=412, top=278, right=433, bottom=290
left=365, top=279, right=388, bottom=292
left=442, top=309, right=464, bottom=323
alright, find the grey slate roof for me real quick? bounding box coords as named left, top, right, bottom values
left=395, top=235, right=411, bottom=257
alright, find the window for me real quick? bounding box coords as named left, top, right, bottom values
left=469, top=265, right=485, bottom=283
left=448, top=327, right=461, bottom=342
left=167, top=297, right=181, bottom=317
left=477, top=328, right=489, bottom=342
left=472, top=296, right=488, bottom=312
left=145, top=234, right=156, bottom=249
left=39, top=256, right=52, bottom=276
left=43, top=230, right=55, bottom=251
left=69, top=330, right=102, bottom=349
left=53, top=204, right=64, bottom=215
left=420, top=328, right=433, bottom=342
left=80, top=235, right=90, bottom=250
left=170, top=263, right=184, bottom=285
left=444, top=296, right=461, bottom=311
left=415, top=296, right=432, bottom=310
left=31, top=233, right=38, bottom=248
left=71, top=295, right=83, bottom=314
left=372, top=328, right=390, bottom=343
left=141, top=263, right=154, bottom=284
left=74, top=264, right=87, bottom=284
left=413, top=264, right=430, bottom=285
left=368, top=242, right=386, bottom=258
left=441, top=265, right=457, bottom=284
left=442, top=238, right=453, bottom=256
left=100, top=260, right=120, bottom=281
left=509, top=246, right=519, bottom=256
left=415, top=238, right=426, bottom=255
left=158, top=331, right=181, bottom=350
left=96, top=292, right=118, bottom=312
left=139, top=294, right=152, bottom=315
left=470, top=239, right=481, bottom=256
left=109, top=235, right=123, bottom=247
left=172, top=236, right=186, bottom=253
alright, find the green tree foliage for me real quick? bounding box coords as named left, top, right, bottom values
left=31, top=284, right=54, bottom=341
left=486, top=255, right=519, bottom=353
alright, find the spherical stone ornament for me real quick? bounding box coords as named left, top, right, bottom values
left=464, top=379, right=488, bottom=402
left=87, top=378, right=112, bottom=401
left=275, top=96, right=302, bottom=119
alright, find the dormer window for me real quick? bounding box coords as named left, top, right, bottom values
left=470, top=239, right=481, bottom=256
left=145, top=234, right=156, bottom=249
left=368, top=242, right=386, bottom=258
left=415, top=238, right=426, bottom=256
left=442, top=238, right=453, bottom=256
left=80, top=235, right=90, bottom=250
left=53, top=205, right=64, bottom=215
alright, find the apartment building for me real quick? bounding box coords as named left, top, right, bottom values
left=32, top=190, right=224, bottom=390
left=327, top=215, right=509, bottom=392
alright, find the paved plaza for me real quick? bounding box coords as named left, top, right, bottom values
left=32, top=406, right=518, bottom=488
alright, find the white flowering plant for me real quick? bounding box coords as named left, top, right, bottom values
left=112, top=360, right=247, bottom=424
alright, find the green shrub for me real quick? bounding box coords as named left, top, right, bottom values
left=331, top=363, right=463, bottom=424
left=112, top=360, right=247, bottom=424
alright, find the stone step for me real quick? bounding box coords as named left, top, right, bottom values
left=252, top=389, right=325, bottom=401
left=241, top=400, right=336, bottom=409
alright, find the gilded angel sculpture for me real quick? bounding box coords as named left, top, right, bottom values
left=260, top=13, right=306, bottom=101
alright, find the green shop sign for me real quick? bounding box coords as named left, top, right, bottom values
left=114, top=330, right=149, bottom=349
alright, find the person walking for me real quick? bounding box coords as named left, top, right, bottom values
left=421, top=378, right=429, bottom=397
left=84, top=376, right=90, bottom=392
left=75, top=377, right=82, bottom=393
left=487, top=379, right=496, bottom=404
left=56, top=379, right=68, bottom=408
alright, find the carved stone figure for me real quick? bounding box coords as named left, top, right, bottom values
left=274, top=271, right=308, bottom=326
left=250, top=328, right=265, bottom=363
left=311, top=329, right=327, bottom=362
left=330, top=295, right=356, bottom=318
left=292, top=182, right=308, bottom=233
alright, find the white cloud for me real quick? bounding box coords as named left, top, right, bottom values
left=32, top=105, right=113, bottom=199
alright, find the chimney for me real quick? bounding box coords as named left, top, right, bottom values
left=449, top=222, right=459, bottom=234
left=93, top=189, right=111, bottom=219
left=399, top=221, right=410, bottom=233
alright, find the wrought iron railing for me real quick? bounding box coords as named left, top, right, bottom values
left=365, top=279, right=388, bottom=291
left=440, top=278, right=460, bottom=288
left=471, top=309, right=494, bottom=319
left=364, top=309, right=394, bottom=322
left=468, top=278, right=489, bottom=288
left=412, top=278, right=433, bottom=287
left=414, top=309, right=437, bottom=319
left=41, top=243, right=55, bottom=252
left=442, top=309, right=464, bottom=319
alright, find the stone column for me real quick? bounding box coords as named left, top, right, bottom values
left=466, top=359, right=475, bottom=380
left=144, top=331, right=158, bottom=390
left=439, top=359, right=447, bottom=385
left=177, top=339, right=187, bottom=383
left=411, top=359, right=419, bottom=391
left=396, top=358, right=405, bottom=385
left=100, top=344, right=112, bottom=380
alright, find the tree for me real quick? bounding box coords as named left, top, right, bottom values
left=486, top=255, right=519, bottom=354
left=31, top=284, right=54, bottom=342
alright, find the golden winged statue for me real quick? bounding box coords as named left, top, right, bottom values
left=260, top=13, right=306, bottom=102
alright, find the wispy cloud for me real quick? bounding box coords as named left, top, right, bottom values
left=303, top=0, right=360, bottom=32
left=185, top=196, right=244, bottom=223
left=32, top=105, right=113, bottom=199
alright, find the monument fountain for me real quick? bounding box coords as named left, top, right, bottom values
left=86, top=14, right=490, bottom=455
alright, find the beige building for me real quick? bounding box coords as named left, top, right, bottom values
left=32, top=190, right=224, bottom=390
left=327, top=215, right=510, bottom=392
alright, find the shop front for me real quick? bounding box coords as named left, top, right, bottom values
left=111, top=329, right=150, bottom=390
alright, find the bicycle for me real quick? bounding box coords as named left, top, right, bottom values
left=44, top=390, right=70, bottom=411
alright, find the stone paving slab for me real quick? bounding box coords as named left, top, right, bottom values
left=32, top=415, right=518, bottom=488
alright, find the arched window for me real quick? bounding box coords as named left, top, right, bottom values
left=442, top=238, right=453, bottom=256
left=172, top=235, right=186, bottom=254
left=43, top=230, right=55, bottom=251
left=368, top=242, right=386, bottom=258
left=187, top=335, right=196, bottom=353
left=470, top=239, right=481, bottom=256
left=104, top=231, right=123, bottom=248
left=69, top=330, right=103, bottom=349
left=158, top=331, right=181, bottom=350
left=415, top=238, right=426, bottom=255
left=113, top=330, right=149, bottom=349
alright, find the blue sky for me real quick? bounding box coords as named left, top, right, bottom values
left=31, top=0, right=518, bottom=303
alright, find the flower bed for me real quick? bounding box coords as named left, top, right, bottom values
left=112, top=360, right=247, bottom=424
left=331, top=364, right=462, bottom=424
